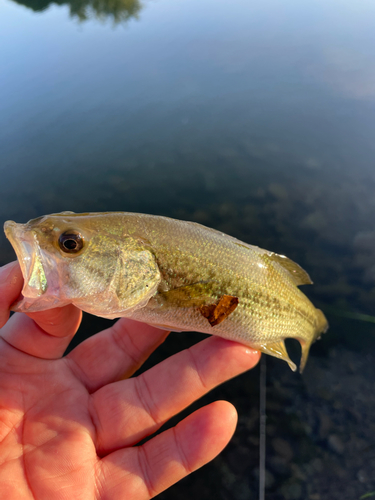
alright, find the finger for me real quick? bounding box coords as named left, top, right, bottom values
left=90, top=336, right=260, bottom=454
left=0, top=260, right=82, bottom=358
left=0, top=305, right=82, bottom=359
left=99, top=401, right=237, bottom=499
left=0, top=261, right=23, bottom=328
left=66, top=318, right=169, bottom=391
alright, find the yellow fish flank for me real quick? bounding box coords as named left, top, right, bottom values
left=4, top=212, right=328, bottom=372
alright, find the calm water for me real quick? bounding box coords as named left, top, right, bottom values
left=1, top=0, right=375, bottom=498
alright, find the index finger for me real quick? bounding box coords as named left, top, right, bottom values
left=0, top=261, right=82, bottom=359
left=0, top=261, right=23, bottom=328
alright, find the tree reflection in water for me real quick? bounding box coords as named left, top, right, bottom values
left=12, top=0, right=142, bottom=23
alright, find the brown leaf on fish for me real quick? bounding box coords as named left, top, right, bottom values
left=199, top=295, right=239, bottom=327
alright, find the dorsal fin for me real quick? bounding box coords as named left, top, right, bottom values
left=268, top=253, right=313, bottom=286
left=232, top=240, right=312, bottom=286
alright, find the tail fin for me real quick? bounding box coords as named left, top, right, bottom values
left=299, top=309, right=329, bottom=373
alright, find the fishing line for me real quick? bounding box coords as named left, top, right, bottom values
left=259, top=354, right=266, bottom=500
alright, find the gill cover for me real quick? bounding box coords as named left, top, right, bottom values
left=66, top=235, right=162, bottom=319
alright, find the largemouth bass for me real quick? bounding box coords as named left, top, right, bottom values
left=4, top=211, right=328, bottom=372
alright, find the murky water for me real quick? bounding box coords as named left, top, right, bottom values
left=1, top=0, right=375, bottom=497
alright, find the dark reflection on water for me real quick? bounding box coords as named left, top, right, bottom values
left=1, top=0, right=375, bottom=498
left=12, top=0, right=142, bottom=22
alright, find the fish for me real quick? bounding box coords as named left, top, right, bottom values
left=3, top=211, right=328, bottom=372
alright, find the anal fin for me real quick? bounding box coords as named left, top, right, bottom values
left=257, top=340, right=297, bottom=372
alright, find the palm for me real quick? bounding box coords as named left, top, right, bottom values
left=0, top=262, right=260, bottom=499
left=0, top=354, right=97, bottom=499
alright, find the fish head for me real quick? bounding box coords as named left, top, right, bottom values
left=4, top=212, right=161, bottom=318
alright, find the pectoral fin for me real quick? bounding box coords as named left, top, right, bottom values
left=257, top=340, right=297, bottom=372
left=199, top=295, right=239, bottom=326
left=154, top=282, right=216, bottom=308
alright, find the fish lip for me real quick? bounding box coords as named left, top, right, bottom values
left=4, top=220, right=47, bottom=298
left=4, top=221, right=31, bottom=283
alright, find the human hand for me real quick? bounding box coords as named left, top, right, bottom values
left=0, top=261, right=260, bottom=499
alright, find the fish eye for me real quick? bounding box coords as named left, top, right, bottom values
left=58, top=231, right=84, bottom=254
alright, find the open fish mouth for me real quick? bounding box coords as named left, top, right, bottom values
left=4, top=220, right=48, bottom=299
